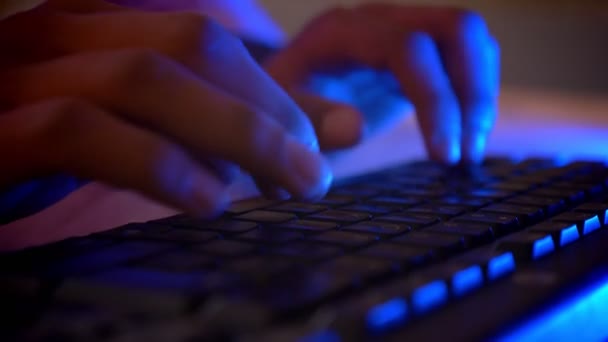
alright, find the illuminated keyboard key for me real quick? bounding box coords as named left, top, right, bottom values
left=410, top=279, right=449, bottom=314
left=450, top=265, right=484, bottom=297
left=553, top=212, right=601, bottom=235
left=530, top=222, right=580, bottom=247
left=366, top=297, right=409, bottom=332
left=498, top=232, right=555, bottom=261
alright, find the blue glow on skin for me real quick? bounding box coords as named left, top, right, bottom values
left=411, top=280, right=448, bottom=314
left=496, top=275, right=608, bottom=342
left=559, top=225, right=580, bottom=246
left=366, top=297, right=408, bottom=332
left=452, top=265, right=484, bottom=297
left=487, top=252, right=516, bottom=280
left=583, top=216, right=601, bottom=235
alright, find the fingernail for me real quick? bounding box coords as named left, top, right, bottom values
left=286, top=137, right=333, bottom=200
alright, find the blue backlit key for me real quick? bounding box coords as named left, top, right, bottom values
left=366, top=297, right=409, bottom=332
left=498, top=232, right=556, bottom=261
left=552, top=212, right=601, bottom=236
left=449, top=264, right=484, bottom=297
left=410, top=280, right=448, bottom=314
left=530, top=221, right=580, bottom=247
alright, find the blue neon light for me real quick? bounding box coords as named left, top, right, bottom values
left=411, top=280, right=448, bottom=314
left=532, top=236, right=555, bottom=259
left=583, top=216, right=601, bottom=235
left=366, top=298, right=408, bottom=332
left=496, top=274, right=608, bottom=341
left=452, top=265, right=484, bottom=297
left=559, top=225, right=579, bottom=246
left=488, top=252, right=516, bottom=280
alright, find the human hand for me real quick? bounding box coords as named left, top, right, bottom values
left=0, top=0, right=332, bottom=221
left=265, top=4, right=500, bottom=164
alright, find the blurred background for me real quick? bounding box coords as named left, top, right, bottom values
left=259, top=0, right=608, bottom=95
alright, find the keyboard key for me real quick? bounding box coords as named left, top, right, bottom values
left=507, top=195, right=566, bottom=216
left=236, top=227, right=303, bottom=244
left=47, top=241, right=175, bottom=275
left=358, top=243, right=432, bottom=267
left=486, top=181, right=533, bottom=193
left=481, top=203, right=544, bottom=224
left=391, top=232, right=464, bottom=256
left=406, top=204, right=468, bottom=219
left=234, top=210, right=296, bottom=223
left=269, top=241, right=342, bottom=260
left=226, top=257, right=294, bottom=277
left=426, top=222, right=494, bottom=246
left=529, top=222, right=580, bottom=247
left=273, top=219, right=338, bottom=232
left=528, top=187, right=586, bottom=205
left=470, top=188, right=514, bottom=200
left=192, top=240, right=257, bottom=258
left=375, top=213, right=440, bottom=228
left=442, top=263, right=484, bottom=297
left=227, top=199, right=279, bottom=214
left=261, top=270, right=352, bottom=312
left=308, top=231, right=378, bottom=248
left=155, top=229, right=219, bottom=244
left=408, top=278, right=449, bottom=314
left=498, top=232, right=555, bottom=261
left=366, top=196, right=422, bottom=207
left=366, top=297, right=409, bottom=332
left=552, top=212, right=602, bottom=235
left=321, top=256, right=396, bottom=281
left=437, top=195, right=490, bottom=209
left=307, top=210, right=371, bottom=223
left=317, top=194, right=357, bottom=206
left=139, top=252, right=216, bottom=272
left=382, top=275, right=449, bottom=315
left=342, top=222, right=410, bottom=236
left=455, top=212, right=519, bottom=235
left=266, top=202, right=327, bottom=214
left=339, top=203, right=395, bottom=215
left=458, top=249, right=516, bottom=281
left=179, top=219, right=258, bottom=234
left=574, top=202, right=608, bottom=225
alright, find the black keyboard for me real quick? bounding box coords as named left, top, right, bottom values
left=2, top=158, right=608, bottom=341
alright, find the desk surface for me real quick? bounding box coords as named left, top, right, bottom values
left=1, top=87, right=607, bottom=251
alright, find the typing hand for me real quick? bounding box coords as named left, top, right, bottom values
left=266, top=4, right=500, bottom=164
left=0, top=0, right=331, bottom=221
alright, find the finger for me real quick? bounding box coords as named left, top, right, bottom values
left=0, top=10, right=318, bottom=150
left=0, top=50, right=332, bottom=200
left=354, top=4, right=500, bottom=163
left=390, top=33, right=461, bottom=163
left=292, top=91, right=365, bottom=150
left=0, top=99, right=229, bottom=217
left=265, top=9, right=460, bottom=163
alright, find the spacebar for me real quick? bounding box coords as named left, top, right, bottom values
left=388, top=228, right=608, bottom=341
